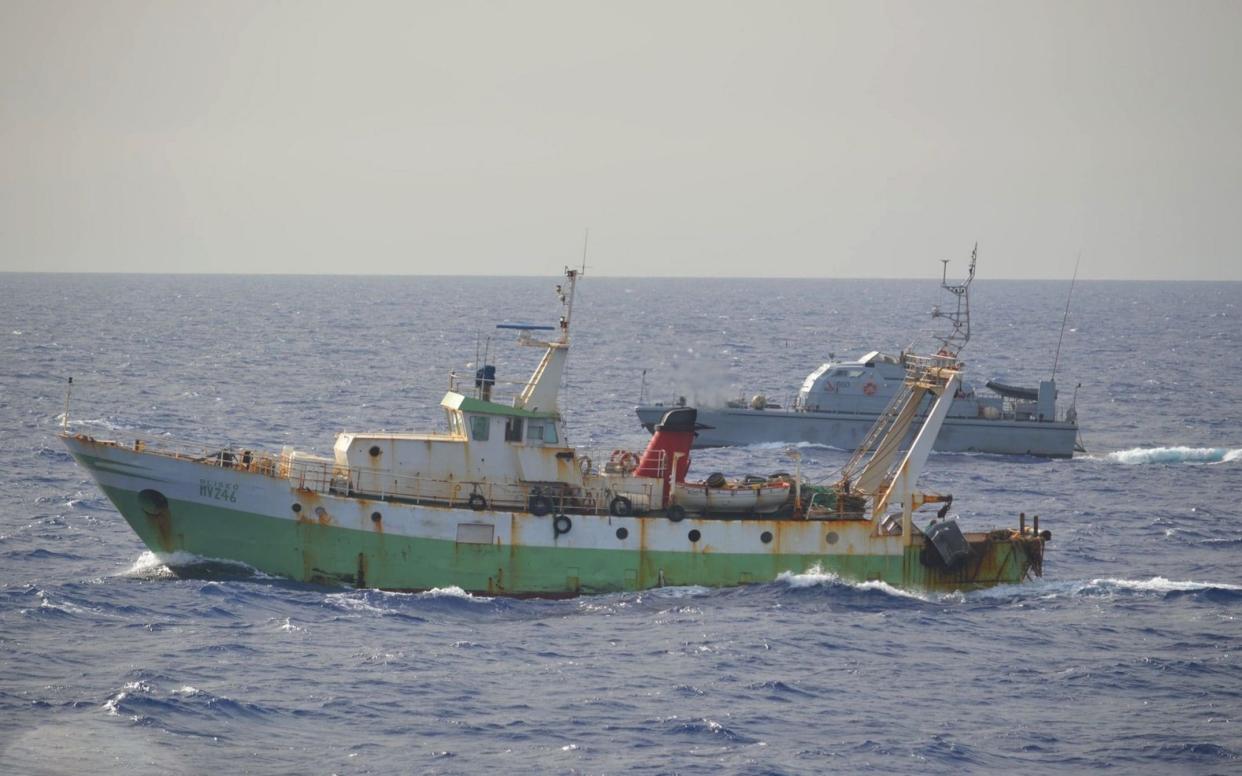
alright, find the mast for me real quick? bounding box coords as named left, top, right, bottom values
left=931, top=243, right=977, bottom=357
left=835, top=246, right=976, bottom=539
left=1051, top=252, right=1080, bottom=381
left=514, top=267, right=580, bottom=413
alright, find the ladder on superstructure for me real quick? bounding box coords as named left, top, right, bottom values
left=839, top=367, right=917, bottom=487
left=836, top=357, right=958, bottom=516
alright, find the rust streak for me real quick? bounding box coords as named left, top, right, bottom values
left=148, top=511, right=173, bottom=551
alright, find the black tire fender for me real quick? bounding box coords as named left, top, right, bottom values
left=553, top=514, right=572, bottom=536
left=529, top=494, right=552, bottom=517
left=609, top=495, right=633, bottom=517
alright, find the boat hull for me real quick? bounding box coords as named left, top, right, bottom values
left=673, top=482, right=790, bottom=514
left=637, top=405, right=1078, bottom=458
left=65, top=435, right=1043, bottom=595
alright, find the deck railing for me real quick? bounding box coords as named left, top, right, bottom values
left=69, top=426, right=658, bottom=517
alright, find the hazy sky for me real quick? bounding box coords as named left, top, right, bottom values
left=2, top=1, right=1239, bottom=279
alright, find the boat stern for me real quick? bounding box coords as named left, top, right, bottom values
left=909, top=525, right=1047, bottom=591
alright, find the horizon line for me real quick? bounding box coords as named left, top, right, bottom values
left=2, top=270, right=1237, bottom=283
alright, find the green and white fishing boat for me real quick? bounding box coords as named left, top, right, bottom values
left=62, top=267, right=1048, bottom=596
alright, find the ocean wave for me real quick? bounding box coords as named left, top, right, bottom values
left=739, top=440, right=849, bottom=453
left=774, top=565, right=929, bottom=600
left=102, top=680, right=151, bottom=720
left=65, top=496, right=110, bottom=511
left=322, top=589, right=459, bottom=621
left=1094, top=446, right=1242, bottom=465
left=117, top=550, right=279, bottom=581
left=1087, top=576, right=1242, bottom=595
left=663, top=716, right=758, bottom=744
left=18, top=588, right=94, bottom=618
left=102, top=679, right=276, bottom=725
left=324, top=591, right=401, bottom=616
left=966, top=576, right=1242, bottom=603
left=62, top=417, right=133, bottom=433
left=745, top=679, right=816, bottom=698
left=645, top=584, right=713, bottom=599
left=418, top=585, right=489, bottom=602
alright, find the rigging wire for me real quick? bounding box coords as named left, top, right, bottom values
left=1051, top=252, right=1081, bottom=381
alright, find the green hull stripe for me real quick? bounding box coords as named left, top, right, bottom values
left=101, top=486, right=1034, bottom=595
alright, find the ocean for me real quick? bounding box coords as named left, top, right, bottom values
left=1, top=273, right=1239, bottom=774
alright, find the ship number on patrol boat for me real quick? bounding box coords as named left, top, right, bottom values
left=200, top=479, right=238, bottom=503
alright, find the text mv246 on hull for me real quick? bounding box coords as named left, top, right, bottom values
left=62, top=263, right=1049, bottom=596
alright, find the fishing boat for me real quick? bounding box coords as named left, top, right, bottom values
left=636, top=248, right=1083, bottom=458
left=61, top=266, right=1048, bottom=596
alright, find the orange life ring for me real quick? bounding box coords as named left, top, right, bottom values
left=863, top=382, right=878, bottom=396
left=609, top=449, right=639, bottom=472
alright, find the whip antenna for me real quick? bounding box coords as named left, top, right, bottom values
left=1052, top=253, right=1081, bottom=380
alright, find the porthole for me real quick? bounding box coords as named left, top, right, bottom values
left=291, top=503, right=302, bottom=513
left=371, top=512, right=382, bottom=523
left=688, top=529, right=701, bottom=543
left=760, top=531, right=773, bottom=544
left=616, top=527, right=629, bottom=540
left=369, top=445, right=382, bottom=457
left=315, top=506, right=327, bottom=518
left=826, top=531, right=839, bottom=545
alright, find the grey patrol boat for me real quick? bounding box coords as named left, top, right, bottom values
left=636, top=248, right=1083, bottom=458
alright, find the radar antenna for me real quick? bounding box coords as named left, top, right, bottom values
left=930, top=243, right=977, bottom=357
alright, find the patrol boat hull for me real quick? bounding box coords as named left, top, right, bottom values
left=63, top=434, right=1043, bottom=596
left=637, top=404, right=1079, bottom=457
left=638, top=248, right=1081, bottom=458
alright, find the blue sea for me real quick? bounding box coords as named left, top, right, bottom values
left=2, top=274, right=1240, bottom=774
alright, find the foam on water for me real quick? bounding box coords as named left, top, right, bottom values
left=324, top=591, right=396, bottom=616
left=775, top=565, right=929, bottom=600
left=739, top=440, right=849, bottom=453
left=121, top=550, right=194, bottom=577
left=1087, top=576, right=1242, bottom=594
left=968, top=576, right=1242, bottom=602
left=118, top=550, right=279, bottom=580
left=418, top=585, right=490, bottom=602
left=18, top=588, right=93, bottom=617
left=1096, top=446, right=1242, bottom=465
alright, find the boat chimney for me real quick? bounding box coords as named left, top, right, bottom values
left=635, top=407, right=697, bottom=505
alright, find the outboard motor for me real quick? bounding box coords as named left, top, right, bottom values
left=634, top=407, right=697, bottom=506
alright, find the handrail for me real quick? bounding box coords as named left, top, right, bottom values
left=64, top=429, right=656, bottom=517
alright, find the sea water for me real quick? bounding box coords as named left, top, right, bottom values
left=1, top=274, right=1239, bottom=774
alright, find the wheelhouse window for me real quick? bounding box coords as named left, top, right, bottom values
left=504, top=417, right=524, bottom=442
left=527, top=421, right=557, bottom=444
left=470, top=415, right=490, bottom=441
